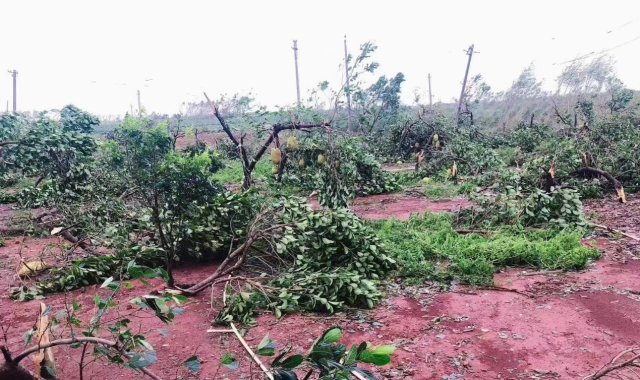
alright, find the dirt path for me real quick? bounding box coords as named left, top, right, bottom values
left=0, top=195, right=639, bottom=379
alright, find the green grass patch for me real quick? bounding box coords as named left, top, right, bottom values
left=371, top=212, right=601, bottom=285
left=422, top=181, right=459, bottom=199
left=212, top=159, right=273, bottom=185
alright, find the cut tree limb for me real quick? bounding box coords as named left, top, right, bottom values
left=33, top=303, right=56, bottom=379
left=6, top=336, right=164, bottom=380
left=573, top=167, right=626, bottom=203
left=0, top=228, right=26, bottom=237
left=60, top=231, right=99, bottom=255
left=582, top=347, right=640, bottom=379
left=454, top=229, right=493, bottom=235
left=591, top=223, right=640, bottom=241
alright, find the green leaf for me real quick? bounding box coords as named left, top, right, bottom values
left=23, top=328, right=34, bottom=345
left=257, top=334, right=271, bottom=350
left=280, top=355, right=304, bottom=369
left=276, top=369, right=299, bottom=380
left=43, top=366, right=57, bottom=377
left=359, top=350, right=391, bottom=366
left=100, top=276, right=114, bottom=288
left=256, top=335, right=278, bottom=357
left=41, top=305, right=52, bottom=316
left=128, top=351, right=158, bottom=368
left=371, top=345, right=395, bottom=355
left=183, top=355, right=201, bottom=371
left=343, top=344, right=358, bottom=365
left=321, top=327, right=342, bottom=343
left=221, top=352, right=239, bottom=370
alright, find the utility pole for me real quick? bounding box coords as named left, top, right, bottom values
left=428, top=73, right=433, bottom=110
left=292, top=40, right=301, bottom=106
left=344, top=36, right=352, bottom=132
left=7, top=70, right=17, bottom=112
left=137, top=90, right=142, bottom=115
left=456, top=44, right=474, bottom=124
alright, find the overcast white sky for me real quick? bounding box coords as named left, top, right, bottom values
left=2, top=0, right=640, bottom=116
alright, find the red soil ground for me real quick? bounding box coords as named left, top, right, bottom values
left=309, top=192, right=473, bottom=220
left=1, top=195, right=639, bottom=379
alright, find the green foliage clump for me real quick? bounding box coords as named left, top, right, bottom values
left=458, top=185, right=588, bottom=230
left=182, top=141, right=225, bottom=173
left=275, top=197, right=396, bottom=279
left=11, top=245, right=166, bottom=301
left=281, top=136, right=399, bottom=208
left=217, top=196, right=395, bottom=323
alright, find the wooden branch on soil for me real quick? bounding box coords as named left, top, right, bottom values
left=454, top=229, right=493, bottom=235
left=591, top=223, right=640, bottom=241
left=60, top=231, right=99, bottom=255
left=519, top=270, right=563, bottom=277
left=573, top=167, right=626, bottom=203
left=176, top=223, right=292, bottom=295
left=477, top=286, right=534, bottom=298
left=0, top=228, right=26, bottom=237
left=35, top=209, right=58, bottom=221
left=583, top=347, right=640, bottom=379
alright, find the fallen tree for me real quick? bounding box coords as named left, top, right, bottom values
left=573, top=166, right=626, bottom=203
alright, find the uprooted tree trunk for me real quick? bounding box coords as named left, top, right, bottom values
left=573, top=167, right=626, bottom=203
left=203, top=92, right=328, bottom=190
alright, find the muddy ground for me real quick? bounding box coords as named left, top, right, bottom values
left=0, top=194, right=639, bottom=379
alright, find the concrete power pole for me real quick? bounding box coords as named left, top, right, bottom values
left=428, top=73, right=433, bottom=110
left=456, top=45, right=474, bottom=124
left=344, top=36, right=352, bottom=132
left=137, top=90, right=142, bottom=115
left=292, top=40, right=301, bottom=106
left=7, top=70, right=17, bottom=112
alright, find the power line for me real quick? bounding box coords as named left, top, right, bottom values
left=552, top=35, right=640, bottom=65
left=609, top=15, right=640, bottom=33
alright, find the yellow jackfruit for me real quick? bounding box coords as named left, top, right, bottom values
left=272, top=165, right=279, bottom=175
left=271, top=148, right=282, bottom=165
left=317, top=154, right=325, bottom=165
left=19, top=260, right=48, bottom=277
left=287, top=136, right=299, bottom=150
left=299, top=158, right=305, bottom=168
